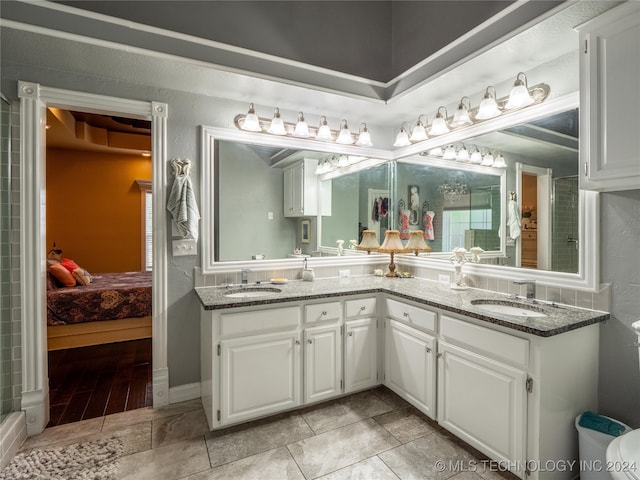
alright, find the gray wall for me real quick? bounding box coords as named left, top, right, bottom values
left=599, top=190, right=640, bottom=428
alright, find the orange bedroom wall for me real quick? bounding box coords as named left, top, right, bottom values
left=46, top=148, right=152, bottom=273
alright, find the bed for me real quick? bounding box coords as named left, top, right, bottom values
left=46, top=271, right=152, bottom=351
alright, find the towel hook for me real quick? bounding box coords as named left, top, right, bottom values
left=171, top=157, right=192, bottom=177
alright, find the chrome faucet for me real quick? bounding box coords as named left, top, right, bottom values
left=241, top=268, right=250, bottom=285
left=514, top=280, right=536, bottom=301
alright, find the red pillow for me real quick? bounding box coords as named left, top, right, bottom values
left=48, top=263, right=76, bottom=287
left=60, top=258, right=80, bottom=273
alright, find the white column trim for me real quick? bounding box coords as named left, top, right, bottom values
left=18, top=81, right=169, bottom=435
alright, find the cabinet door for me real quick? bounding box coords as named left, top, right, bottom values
left=437, top=340, right=527, bottom=474
left=580, top=2, right=640, bottom=191
left=220, top=330, right=301, bottom=425
left=284, top=162, right=303, bottom=217
left=384, top=319, right=436, bottom=419
left=345, top=318, right=378, bottom=393
left=304, top=324, right=342, bottom=404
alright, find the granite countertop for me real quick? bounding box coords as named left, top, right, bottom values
left=195, top=276, right=609, bottom=337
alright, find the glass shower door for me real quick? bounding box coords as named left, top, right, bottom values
left=551, top=176, right=579, bottom=273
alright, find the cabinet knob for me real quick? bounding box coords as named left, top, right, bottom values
left=348, top=331, right=353, bottom=336
left=321, top=311, right=327, bottom=316
left=360, top=306, right=366, bottom=311
left=295, top=340, right=300, bottom=345
left=436, top=353, right=442, bottom=359
left=403, top=312, right=409, bottom=317
left=426, top=347, right=431, bottom=353
left=307, top=339, right=313, bottom=344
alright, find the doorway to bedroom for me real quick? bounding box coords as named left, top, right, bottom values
left=44, top=108, right=153, bottom=426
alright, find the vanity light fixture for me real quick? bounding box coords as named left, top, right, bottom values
left=428, top=106, right=450, bottom=136
left=293, top=112, right=310, bottom=137
left=240, top=103, right=262, bottom=132
left=393, top=124, right=412, bottom=147
left=450, top=97, right=473, bottom=128
left=505, top=72, right=535, bottom=110
left=355, top=123, right=373, bottom=147
left=336, top=119, right=354, bottom=145
left=492, top=151, right=507, bottom=168
left=410, top=115, right=428, bottom=142
left=475, top=86, right=502, bottom=120
left=315, top=116, right=333, bottom=141
left=356, top=229, right=380, bottom=254
left=337, top=155, right=350, bottom=167
left=378, top=230, right=407, bottom=277
left=267, top=107, right=287, bottom=135
left=405, top=230, right=432, bottom=256
left=234, top=105, right=375, bottom=147
left=438, top=177, right=468, bottom=204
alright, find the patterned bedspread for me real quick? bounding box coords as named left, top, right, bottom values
left=47, top=271, right=152, bottom=326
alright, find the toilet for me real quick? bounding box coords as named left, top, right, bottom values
left=605, top=320, right=640, bottom=480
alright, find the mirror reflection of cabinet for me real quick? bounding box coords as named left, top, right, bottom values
left=284, top=159, right=319, bottom=217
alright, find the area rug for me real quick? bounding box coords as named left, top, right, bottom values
left=0, top=437, right=124, bottom=480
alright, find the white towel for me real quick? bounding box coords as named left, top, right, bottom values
left=167, top=159, right=200, bottom=241
left=508, top=199, right=521, bottom=240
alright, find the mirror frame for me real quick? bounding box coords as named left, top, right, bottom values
left=201, top=91, right=600, bottom=291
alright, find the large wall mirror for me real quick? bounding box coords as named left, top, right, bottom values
left=201, top=93, right=599, bottom=291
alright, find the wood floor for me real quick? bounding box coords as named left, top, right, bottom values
left=47, top=338, right=153, bottom=427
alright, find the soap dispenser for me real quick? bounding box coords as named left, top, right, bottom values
left=302, top=258, right=315, bottom=282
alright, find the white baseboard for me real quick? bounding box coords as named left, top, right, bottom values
left=169, top=382, right=201, bottom=404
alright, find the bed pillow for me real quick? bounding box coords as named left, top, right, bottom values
left=48, top=263, right=76, bottom=287
left=72, top=268, right=92, bottom=286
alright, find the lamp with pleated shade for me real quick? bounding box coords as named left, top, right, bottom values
left=356, top=230, right=379, bottom=254
left=405, top=231, right=432, bottom=256
left=378, top=230, right=406, bottom=277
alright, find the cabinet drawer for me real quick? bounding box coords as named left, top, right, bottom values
left=305, top=302, right=342, bottom=323
left=386, top=298, right=436, bottom=332
left=345, top=298, right=377, bottom=318
left=440, top=315, right=529, bottom=369
left=220, top=306, right=300, bottom=338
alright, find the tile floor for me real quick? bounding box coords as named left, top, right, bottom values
left=16, top=387, right=518, bottom=480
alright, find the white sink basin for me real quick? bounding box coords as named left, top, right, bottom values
left=471, top=299, right=547, bottom=318
left=224, top=287, right=282, bottom=299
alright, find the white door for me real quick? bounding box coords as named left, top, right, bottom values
left=384, top=319, right=436, bottom=419
left=304, top=324, right=342, bottom=403
left=220, top=330, right=301, bottom=425
left=344, top=318, right=378, bottom=393
left=437, top=340, right=527, bottom=475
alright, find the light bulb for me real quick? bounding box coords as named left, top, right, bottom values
left=267, top=107, right=286, bottom=135
left=336, top=119, right=354, bottom=145
left=428, top=147, right=443, bottom=157
left=476, top=87, right=501, bottom=120
left=492, top=152, right=507, bottom=168
left=355, top=123, right=373, bottom=147
left=337, top=155, right=349, bottom=167
left=450, top=97, right=473, bottom=128
left=293, top=112, right=310, bottom=137
left=315, top=116, right=333, bottom=141
left=393, top=125, right=411, bottom=147
left=469, top=146, right=482, bottom=164
left=241, top=103, right=262, bottom=132
left=410, top=115, right=428, bottom=142
left=428, top=107, right=450, bottom=135
left=505, top=72, right=535, bottom=110
left=456, top=145, right=469, bottom=162
left=481, top=151, right=495, bottom=167
left=443, top=144, right=456, bottom=160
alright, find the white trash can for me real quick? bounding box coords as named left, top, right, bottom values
left=575, top=414, right=631, bottom=480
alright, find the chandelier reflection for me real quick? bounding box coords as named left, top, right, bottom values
left=437, top=177, right=468, bottom=204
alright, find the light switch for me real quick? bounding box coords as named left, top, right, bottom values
left=268, top=212, right=274, bottom=220
left=172, top=239, right=197, bottom=256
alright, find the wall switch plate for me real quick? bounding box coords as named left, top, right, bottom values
left=267, top=212, right=274, bottom=220
left=339, top=269, right=350, bottom=278
left=439, top=274, right=450, bottom=284
left=172, top=239, right=197, bottom=256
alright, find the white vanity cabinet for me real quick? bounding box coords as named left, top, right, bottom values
left=578, top=1, right=640, bottom=192
left=344, top=298, right=378, bottom=393
left=303, top=301, right=342, bottom=404
left=215, top=306, right=301, bottom=426
left=384, top=298, right=437, bottom=419
left=438, top=315, right=528, bottom=475
left=283, top=158, right=319, bottom=217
